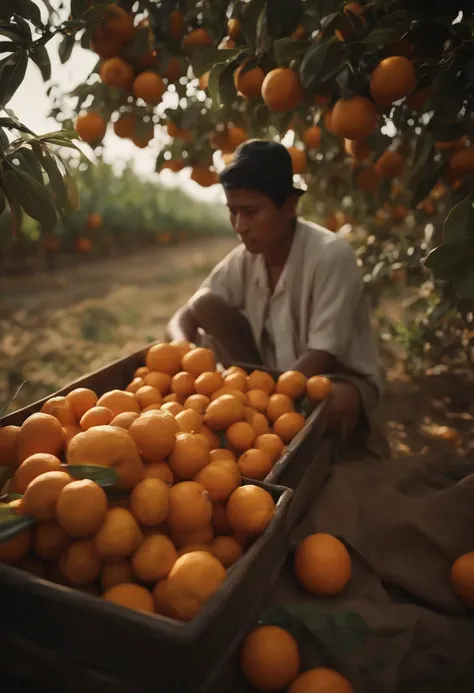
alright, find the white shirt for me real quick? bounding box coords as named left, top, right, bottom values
left=196, top=219, right=380, bottom=388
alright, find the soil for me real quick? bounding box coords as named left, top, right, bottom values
left=1, top=235, right=473, bottom=458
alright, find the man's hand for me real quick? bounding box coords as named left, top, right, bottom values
left=292, top=349, right=336, bottom=378
left=165, top=305, right=198, bottom=343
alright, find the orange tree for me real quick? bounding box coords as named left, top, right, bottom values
left=1, top=0, right=474, bottom=365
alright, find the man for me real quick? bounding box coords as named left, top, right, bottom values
left=167, top=140, right=389, bottom=458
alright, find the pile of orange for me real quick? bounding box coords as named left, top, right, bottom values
left=0, top=342, right=332, bottom=623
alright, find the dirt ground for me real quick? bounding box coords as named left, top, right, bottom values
left=1, top=235, right=472, bottom=458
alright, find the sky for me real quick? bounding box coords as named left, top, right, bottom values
left=9, top=31, right=226, bottom=205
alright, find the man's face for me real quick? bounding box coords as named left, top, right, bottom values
left=225, top=188, right=297, bottom=255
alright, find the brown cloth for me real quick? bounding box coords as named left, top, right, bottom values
left=262, top=452, right=474, bottom=693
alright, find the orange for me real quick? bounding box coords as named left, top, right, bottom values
left=99, top=57, right=134, bottom=90
left=255, top=433, right=284, bottom=462
left=75, top=113, right=107, bottom=144
left=266, top=393, right=294, bottom=423
left=344, top=138, right=372, bottom=161
left=80, top=405, right=114, bottom=430
left=91, top=3, right=135, bottom=44
left=0, top=529, right=31, bottom=565
left=210, top=448, right=236, bottom=462
left=34, top=521, right=69, bottom=560
left=183, top=394, right=210, bottom=414
left=302, top=125, right=322, bottom=149
left=177, top=544, right=212, bottom=557
left=370, top=56, right=417, bottom=106
left=132, top=126, right=154, bottom=149
left=168, top=432, right=210, bottom=479
left=183, top=27, right=213, bottom=49
left=450, top=552, right=474, bottom=608
left=135, top=385, right=162, bottom=409
left=95, top=507, right=143, bottom=559
left=101, top=560, right=133, bottom=591
left=142, top=461, right=174, bottom=485
left=126, top=377, right=143, bottom=394
left=130, top=478, right=169, bottom=526
left=171, top=524, right=214, bottom=549
left=164, top=56, right=184, bottom=82
left=247, top=370, right=275, bottom=395
left=195, top=371, right=224, bottom=396
left=331, top=96, right=378, bottom=140
left=294, top=533, right=351, bottom=596
left=247, top=389, right=270, bottom=412
left=287, top=146, right=307, bottom=175
left=167, top=481, right=213, bottom=532
left=158, top=551, right=226, bottom=621
left=240, top=625, right=300, bottom=691
left=262, top=68, right=304, bottom=112
left=135, top=366, right=149, bottom=379
left=21, top=470, right=72, bottom=521
left=142, top=404, right=162, bottom=413
left=133, top=71, right=165, bottom=104
left=170, top=340, right=194, bottom=355
left=237, top=448, right=273, bottom=480
left=168, top=9, right=185, bottom=39
left=171, top=371, right=196, bottom=398
left=146, top=343, right=182, bottom=375
left=129, top=410, right=179, bottom=462
left=0, top=424, right=20, bottom=468
left=63, top=424, right=81, bottom=452
left=68, top=425, right=144, bottom=490
left=211, top=536, right=242, bottom=567
left=103, top=583, right=155, bottom=613
left=182, top=347, right=216, bottom=376
left=198, top=425, right=221, bottom=450
left=14, top=452, right=62, bottom=494
left=375, top=150, right=405, bottom=178
left=41, top=396, right=76, bottom=426
left=289, top=668, right=354, bottom=693
left=66, top=388, right=98, bottom=419
left=113, top=113, right=136, bottom=139
left=97, top=389, right=140, bottom=416
left=191, top=166, right=219, bottom=187
left=211, top=502, right=231, bottom=535
left=276, top=371, right=307, bottom=400
left=449, top=148, right=474, bottom=177
left=62, top=539, right=102, bottom=585
left=307, top=375, right=332, bottom=403
left=205, top=394, right=245, bottom=430
left=161, top=401, right=183, bottom=416
left=211, top=387, right=248, bottom=404
left=17, top=413, right=65, bottom=462
left=56, top=479, right=108, bottom=537
left=224, top=126, right=248, bottom=153
left=226, top=421, right=256, bottom=452
left=132, top=534, right=178, bottom=582
left=110, top=411, right=140, bottom=430
left=273, top=412, right=306, bottom=443
left=224, top=372, right=248, bottom=392
left=247, top=411, right=270, bottom=437
left=175, top=408, right=203, bottom=433
left=234, top=63, right=265, bottom=100
left=144, top=371, right=172, bottom=394
left=227, top=485, right=276, bottom=536
left=194, top=460, right=241, bottom=502
left=227, top=17, right=240, bottom=38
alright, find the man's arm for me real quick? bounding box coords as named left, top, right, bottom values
left=292, top=349, right=336, bottom=378
left=165, top=304, right=198, bottom=343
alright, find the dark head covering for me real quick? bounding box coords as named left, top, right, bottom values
left=219, top=139, right=305, bottom=207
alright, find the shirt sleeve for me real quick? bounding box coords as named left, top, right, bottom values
left=192, top=245, right=245, bottom=308
left=307, top=238, right=364, bottom=357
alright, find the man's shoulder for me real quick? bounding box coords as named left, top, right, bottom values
left=297, top=219, right=357, bottom=262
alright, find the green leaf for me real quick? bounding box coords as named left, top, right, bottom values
left=208, top=61, right=231, bottom=110
left=82, top=3, right=110, bottom=26
left=424, top=239, right=472, bottom=271
left=0, top=513, right=35, bottom=543
left=266, top=0, right=302, bottom=41
left=12, top=147, right=45, bottom=184
left=0, top=127, right=7, bottom=149
left=453, top=266, right=474, bottom=301
left=190, top=48, right=241, bottom=78
left=443, top=197, right=474, bottom=244
left=0, top=114, right=34, bottom=134
left=11, top=15, right=32, bottom=42
left=38, top=129, right=80, bottom=141
left=2, top=181, right=23, bottom=236
left=2, top=166, right=57, bottom=227
left=273, top=38, right=311, bottom=67
left=0, top=41, right=16, bottom=54
left=361, top=27, right=404, bottom=43
left=410, top=162, right=445, bottom=208
left=299, top=39, right=348, bottom=90
left=0, top=186, right=5, bottom=215
left=0, top=50, right=28, bottom=106
left=31, top=44, right=52, bottom=82
left=304, top=0, right=340, bottom=24
left=58, top=34, right=76, bottom=64
left=41, top=152, right=67, bottom=209
left=240, top=0, right=267, bottom=54
left=16, top=0, right=43, bottom=27
left=65, top=168, right=80, bottom=211
left=67, top=465, right=118, bottom=487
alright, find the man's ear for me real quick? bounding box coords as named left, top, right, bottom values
left=283, top=194, right=299, bottom=219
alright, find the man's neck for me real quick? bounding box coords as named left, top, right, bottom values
left=264, top=223, right=297, bottom=268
